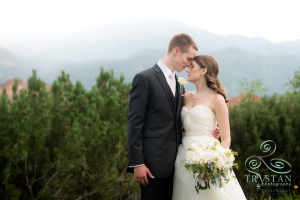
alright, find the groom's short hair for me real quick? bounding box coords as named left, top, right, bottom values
left=168, top=33, right=198, bottom=53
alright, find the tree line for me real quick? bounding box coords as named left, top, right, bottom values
left=0, top=67, right=300, bottom=199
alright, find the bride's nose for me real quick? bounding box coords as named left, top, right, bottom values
left=186, top=67, right=190, bottom=73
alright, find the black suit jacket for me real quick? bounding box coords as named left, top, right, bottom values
left=127, top=64, right=184, bottom=178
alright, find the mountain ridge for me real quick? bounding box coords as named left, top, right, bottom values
left=0, top=17, right=299, bottom=62
left=1, top=17, right=300, bottom=96
left=1, top=47, right=299, bottom=97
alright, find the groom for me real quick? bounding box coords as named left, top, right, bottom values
left=127, top=33, right=198, bottom=200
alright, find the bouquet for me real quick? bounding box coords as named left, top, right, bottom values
left=182, top=140, right=238, bottom=192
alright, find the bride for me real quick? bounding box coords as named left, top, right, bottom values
left=172, top=55, right=246, bottom=200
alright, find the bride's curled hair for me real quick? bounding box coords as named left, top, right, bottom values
left=194, top=55, right=229, bottom=103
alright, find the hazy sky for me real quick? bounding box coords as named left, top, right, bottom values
left=0, top=0, right=299, bottom=43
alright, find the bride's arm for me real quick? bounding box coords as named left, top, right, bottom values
left=181, top=92, right=191, bottom=131
left=214, top=94, right=231, bottom=148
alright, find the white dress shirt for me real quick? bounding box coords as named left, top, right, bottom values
left=157, top=60, right=176, bottom=88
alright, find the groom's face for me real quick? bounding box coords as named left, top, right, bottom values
left=174, top=46, right=197, bottom=72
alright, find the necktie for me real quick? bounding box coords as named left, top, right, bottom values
left=170, top=73, right=176, bottom=97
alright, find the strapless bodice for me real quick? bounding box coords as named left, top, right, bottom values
left=181, top=105, right=217, bottom=137
left=174, top=105, right=247, bottom=200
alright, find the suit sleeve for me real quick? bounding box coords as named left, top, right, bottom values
left=127, top=73, right=149, bottom=166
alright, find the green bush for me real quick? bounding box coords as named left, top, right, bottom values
left=0, top=69, right=139, bottom=199
left=229, top=92, right=300, bottom=199
left=1, top=68, right=300, bottom=199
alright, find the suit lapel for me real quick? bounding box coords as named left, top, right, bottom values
left=175, top=75, right=184, bottom=119
left=154, top=65, right=176, bottom=115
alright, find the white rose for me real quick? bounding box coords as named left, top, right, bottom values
left=228, top=154, right=235, bottom=163
left=196, top=148, right=206, bottom=159
left=204, top=155, right=214, bottom=163
left=213, top=151, right=220, bottom=159
left=224, top=164, right=232, bottom=171
left=178, top=77, right=187, bottom=87
left=186, top=151, right=195, bottom=163
left=216, top=157, right=226, bottom=167
left=216, top=145, right=225, bottom=155
left=191, top=154, right=199, bottom=164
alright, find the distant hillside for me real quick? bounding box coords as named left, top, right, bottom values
left=0, top=48, right=33, bottom=82
left=2, top=47, right=299, bottom=97
left=72, top=48, right=300, bottom=97
left=210, top=48, right=300, bottom=96
left=0, top=47, right=63, bottom=85
left=0, top=17, right=300, bottom=62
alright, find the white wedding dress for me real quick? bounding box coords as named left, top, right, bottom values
left=173, top=105, right=246, bottom=200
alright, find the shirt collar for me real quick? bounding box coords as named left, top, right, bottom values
left=157, top=60, right=175, bottom=78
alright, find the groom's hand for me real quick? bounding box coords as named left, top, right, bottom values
left=134, top=165, right=155, bottom=186
left=212, top=128, right=220, bottom=139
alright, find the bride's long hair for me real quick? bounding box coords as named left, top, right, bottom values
left=194, top=55, right=229, bottom=103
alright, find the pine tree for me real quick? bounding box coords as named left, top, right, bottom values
left=0, top=69, right=139, bottom=199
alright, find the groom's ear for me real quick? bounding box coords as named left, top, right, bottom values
left=173, top=47, right=180, bottom=55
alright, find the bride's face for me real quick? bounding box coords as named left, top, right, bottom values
left=186, top=60, right=206, bottom=82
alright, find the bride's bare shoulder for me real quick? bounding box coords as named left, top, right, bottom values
left=211, top=93, right=227, bottom=106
